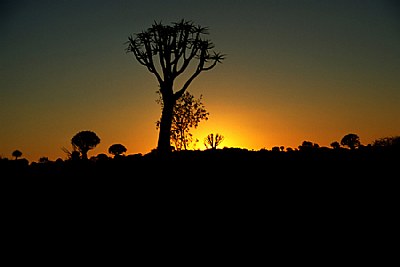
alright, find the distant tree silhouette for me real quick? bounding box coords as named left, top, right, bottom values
left=298, top=141, right=319, bottom=151
left=372, top=136, right=400, bottom=149
left=271, top=146, right=280, bottom=152
left=12, top=150, right=22, bottom=160
left=71, top=130, right=100, bottom=160
left=330, top=141, right=341, bottom=149
left=108, top=144, right=127, bottom=157
left=341, top=133, right=360, bottom=150
left=204, top=133, right=224, bottom=149
left=156, top=91, right=209, bottom=151
left=299, top=141, right=313, bottom=149
left=38, top=157, right=49, bottom=163
left=126, top=19, right=225, bottom=155
left=94, top=153, right=109, bottom=161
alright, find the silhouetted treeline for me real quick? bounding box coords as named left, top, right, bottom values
left=1, top=144, right=398, bottom=178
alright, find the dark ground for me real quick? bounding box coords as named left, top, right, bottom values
left=2, top=147, right=397, bottom=178
left=2, top=147, right=396, bottom=261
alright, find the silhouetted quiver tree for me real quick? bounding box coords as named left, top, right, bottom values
left=126, top=19, right=225, bottom=155
left=71, top=130, right=100, bottom=160
left=12, top=150, right=22, bottom=160
left=204, top=133, right=224, bottom=150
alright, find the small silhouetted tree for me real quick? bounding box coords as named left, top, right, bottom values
left=330, top=141, right=341, bottom=149
left=341, top=133, right=360, bottom=150
left=204, top=133, right=224, bottom=150
left=71, top=130, right=101, bottom=160
left=156, top=91, right=209, bottom=151
left=108, top=144, right=127, bottom=157
left=12, top=150, right=22, bottom=160
left=126, top=19, right=225, bottom=155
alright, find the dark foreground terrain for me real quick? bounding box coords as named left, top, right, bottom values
left=2, top=147, right=398, bottom=178
left=2, top=147, right=396, bottom=267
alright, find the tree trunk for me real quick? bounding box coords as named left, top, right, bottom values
left=157, top=96, right=175, bottom=155
left=81, top=149, right=88, bottom=160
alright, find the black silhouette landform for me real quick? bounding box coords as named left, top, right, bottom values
left=2, top=140, right=398, bottom=178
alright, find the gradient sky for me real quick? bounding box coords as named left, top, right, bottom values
left=1, top=0, right=399, bottom=162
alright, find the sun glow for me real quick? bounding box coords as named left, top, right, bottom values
left=190, top=106, right=266, bottom=151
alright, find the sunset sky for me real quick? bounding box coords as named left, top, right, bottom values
left=1, top=0, right=399, bottom=162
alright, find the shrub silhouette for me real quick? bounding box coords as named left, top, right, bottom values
left=108, top=144, right=127, bottom=158
left=330, top=141, right=341, bottom=149
left=298, top=141, right=319, bottom=151
left=373, top=136, right=400, bottom=148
